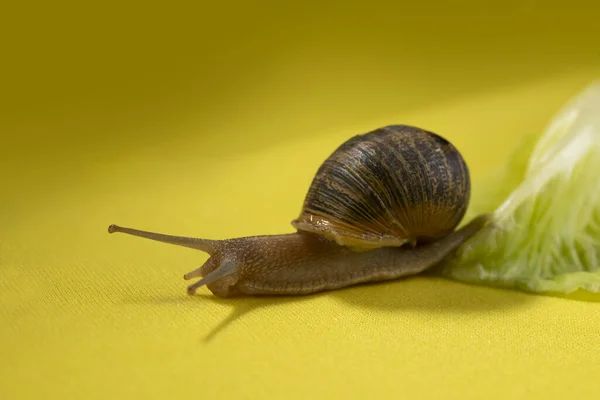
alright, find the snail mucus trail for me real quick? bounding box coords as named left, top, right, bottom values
left=108, top=125, right=489, bottom=298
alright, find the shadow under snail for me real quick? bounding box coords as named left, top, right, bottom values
left=108, top=124, right=489, bottom=297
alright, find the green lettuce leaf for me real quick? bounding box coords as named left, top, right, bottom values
left=441, top=81, right=600, bottom=301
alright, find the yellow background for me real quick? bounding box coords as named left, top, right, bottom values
left=2, top=2, right=600, bottom=399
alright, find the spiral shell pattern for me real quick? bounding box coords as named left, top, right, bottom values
left=291, top=125, right=471, bottom=249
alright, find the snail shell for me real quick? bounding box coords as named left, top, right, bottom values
left=292, top=125, right=471, bottom=250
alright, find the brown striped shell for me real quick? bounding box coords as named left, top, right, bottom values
left=291, top=125, right=471, bottom=250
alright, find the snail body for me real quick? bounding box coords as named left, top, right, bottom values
left=109, top=125, right=488, bottom=297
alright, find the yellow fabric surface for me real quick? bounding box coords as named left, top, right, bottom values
left=2, top=3, right=600, bottom=399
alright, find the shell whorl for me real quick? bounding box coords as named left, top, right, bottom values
left=291, top=125, right=471, bottom=250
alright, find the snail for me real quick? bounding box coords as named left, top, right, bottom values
left=108, top=124, right=489, bottom=298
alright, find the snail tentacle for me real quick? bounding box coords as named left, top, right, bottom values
left=108, top=224, right=219, bottom=253
left=185, top=259, right=238, bottom=295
